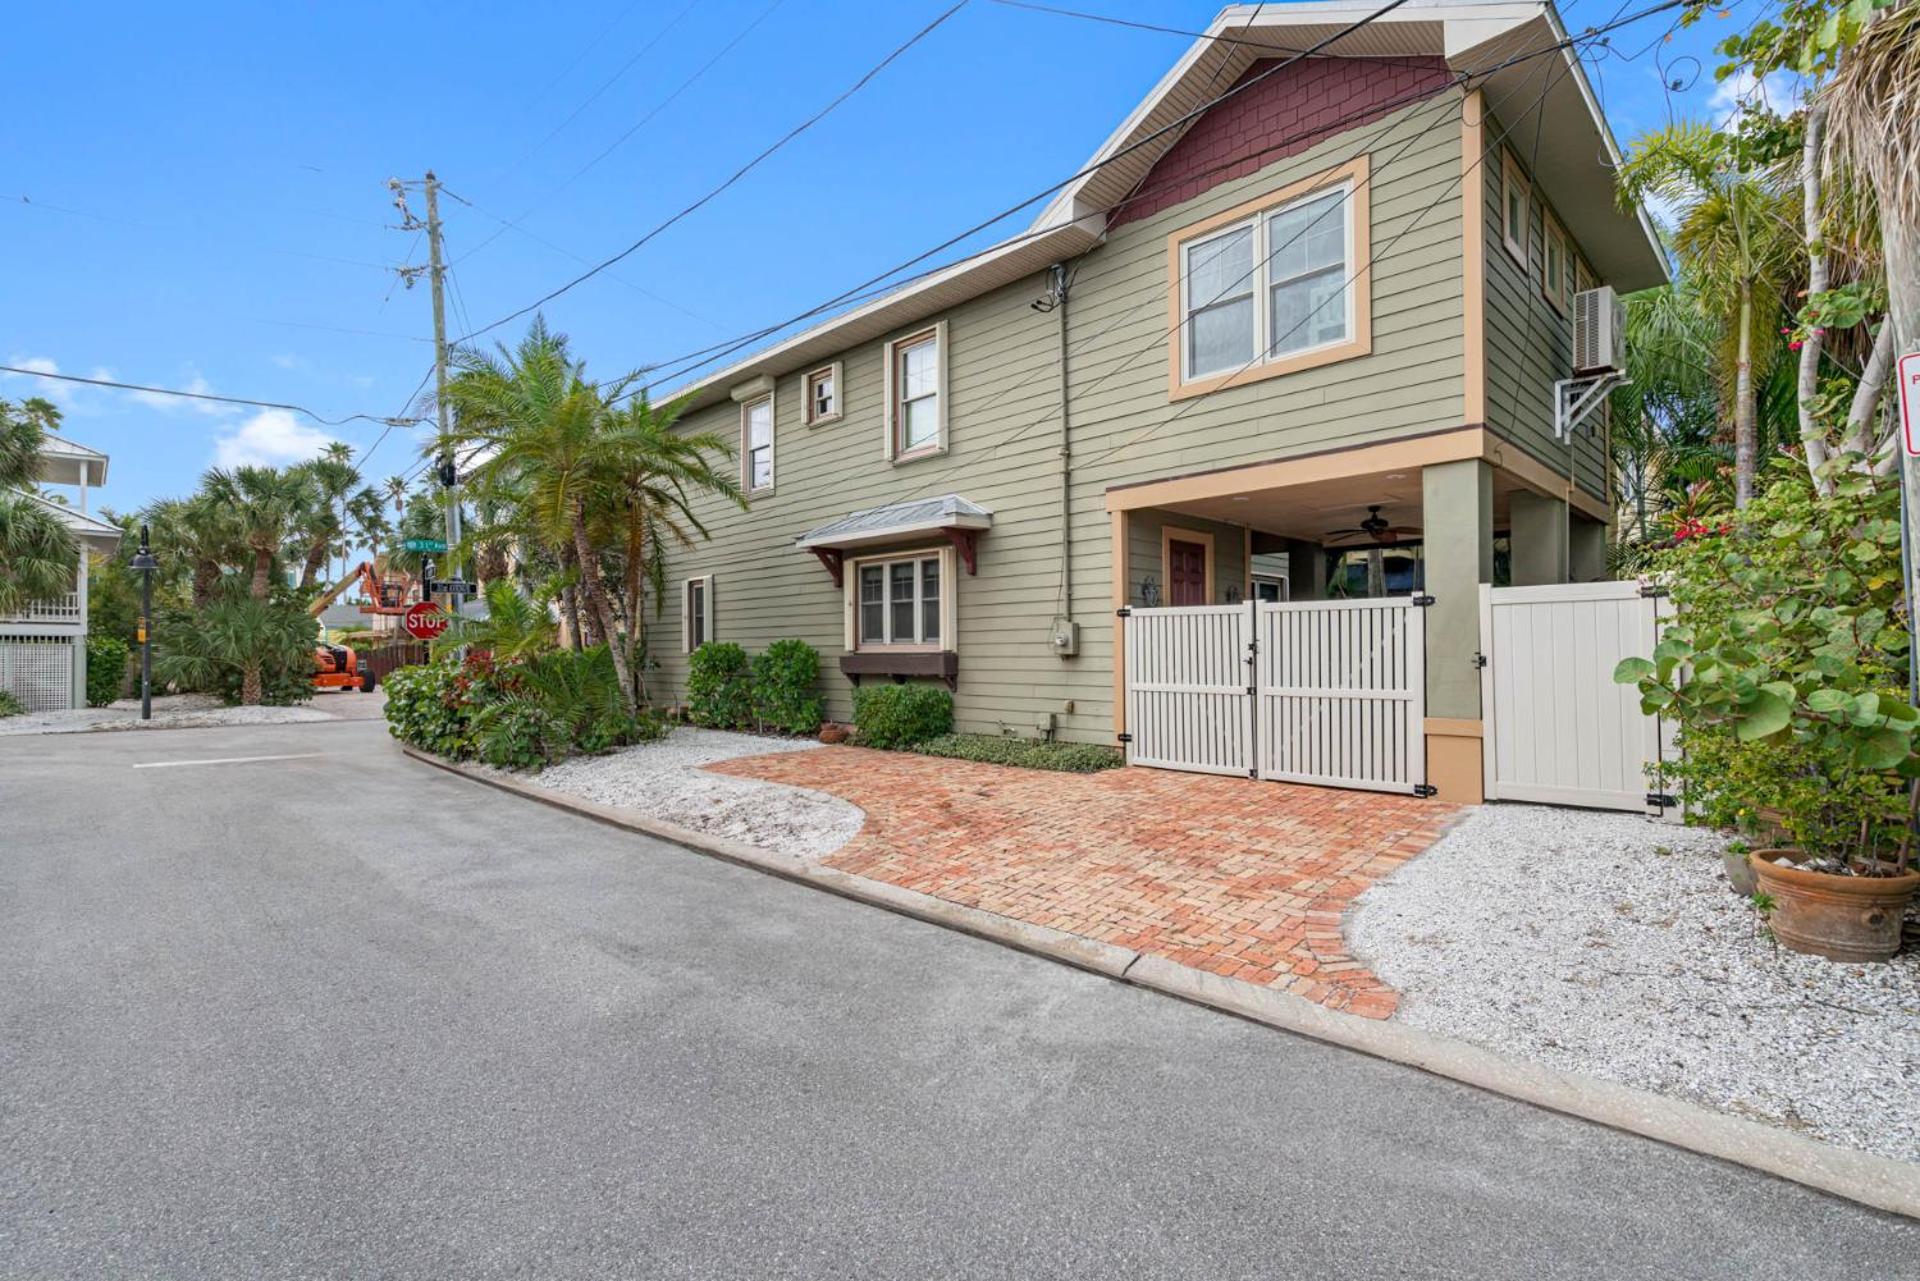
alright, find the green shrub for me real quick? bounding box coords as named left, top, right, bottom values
left=913, top=733, right=1123, bottom=773
left=85, top=635, right=129, bottom=707
left=0, top=690, right=24, bottom=718
left=383, top=660, right=481, bottom=758
left=687, top=641, right=753, bottom=729
left=852, top=683, right=953, bottom=749
left=471, top=698, right=565, bottom=770
left=751, top=638, right=823, bottom=735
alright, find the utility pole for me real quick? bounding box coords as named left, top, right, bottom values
left=389, top=172, right=464, bottom=618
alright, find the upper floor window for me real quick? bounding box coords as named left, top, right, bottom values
left=1542, top=214, right=1568, bottom=313
left=1167, top=157, right=1371, bottom=399
left=1501, top=150, right=1531, bottom=265
left=804, top=363, right=841, bottom=426
left=884, top=325, right=945, bottom=461
left=742, top=395, right=773, bottom=493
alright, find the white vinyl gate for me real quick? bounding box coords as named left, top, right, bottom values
left=0, top=633, right=78, bottom=712
left=1479, top=581, right=1671, bottom=812
left=1124, top=599, right=1427, bottom=794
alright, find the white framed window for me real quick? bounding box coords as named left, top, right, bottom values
left=849, top=549, right=948, bottom=650
left=1167, top=159, right=1369, bottom=397
left=803, top=363, right=841, bottom=426
left=883, top=323, right=946, bottom=461
left=1501, top=150, right=1531, bottom=265
left=1542, top=214, right=1568, bottom=313
left=681, top=574, right=715, bottom=653
left=742, top=395, right=773, bottom=493
left=1180, top=186, right=1353, bottom=379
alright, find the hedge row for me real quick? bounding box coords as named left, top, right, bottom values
left=687, top=639, right=824, bottom=735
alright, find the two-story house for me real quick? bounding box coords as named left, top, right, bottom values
left=644, top=0, right=1664, bottom=803
left=1, top=432, right=120, bottom=711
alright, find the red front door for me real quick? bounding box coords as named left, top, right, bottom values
left=1168, top=538, right=1208, bottom=606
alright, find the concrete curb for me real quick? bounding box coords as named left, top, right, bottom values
left=402, top=743, right=1920, bottom=1221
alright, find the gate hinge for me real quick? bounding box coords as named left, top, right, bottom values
left=1646, top=791, right=1677, bottom=807
left=1246, top=685, right=1256, bottom=696
left=1115, top=606, right=1132, bottom=618
left=1411, top=594, right=1436, bottom=606
left=1413, top=784, right=1439, bottom=798
left=1471, top=651, right=1488, bottom=670
left=1638, top=583, right=1668, bottom=599
left=1116, top=732, right=1134, bottom=744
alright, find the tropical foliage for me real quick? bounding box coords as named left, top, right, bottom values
left=0, top=397, right=80, bottom=617
left=155, top=583, right=317, bottom=706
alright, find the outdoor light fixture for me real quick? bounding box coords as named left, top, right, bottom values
left=129, top=523, right=160, bottom=721
left=1140, top=576, right=1161, bottom=607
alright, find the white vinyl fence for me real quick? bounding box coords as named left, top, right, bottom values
left=1479, top=581, right=1672, bottom=813
left=1124, top=599, right=1428, bottom=794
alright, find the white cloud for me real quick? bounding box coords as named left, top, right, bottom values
left=212, top=409, right=332, bottom=468
left=2, top=354, right=116, bottom=416
left=1710, top=69, right=1802, bottom=125
left=126, top=370, right=239, bottom=417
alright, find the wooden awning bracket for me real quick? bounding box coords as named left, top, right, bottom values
left=811, top=546, right=845, bottom=588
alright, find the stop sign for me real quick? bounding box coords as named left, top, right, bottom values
left=403, top=601, right=448, bottom=641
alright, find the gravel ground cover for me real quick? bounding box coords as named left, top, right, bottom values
left=0, top=694, right=332, bottom=735
left=504, top=727, right=865, bottom=860
left=1349, top=804, right=1920, bottom=1163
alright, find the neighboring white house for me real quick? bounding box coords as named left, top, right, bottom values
left=0, top=433, right=121, bottom=711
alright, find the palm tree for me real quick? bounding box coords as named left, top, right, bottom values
left=430, top=578, right=556, bottom=661
left=385, top=474, right=409, bottom=517
left=156, top=584, right=314, bottom=705
left=0, top=397, right=81, bottom=616
left=1618, top=123, right=1800, bottom=507
left=206, top=465, right=309, bottom=600
left=290, top=452, right=360, bottom=589
left=439, top=319, right=648, bottom=705
left=1611, top=284, right=1728, bottom=538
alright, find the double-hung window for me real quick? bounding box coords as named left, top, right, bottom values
left=1501, top=150, right=1531, bottom=265
left=682, top=575, right=714, bottom=652
left=855, top=552, right=943, bottom=649
left=1170, top=158, right=1368, bottom=395
left=742, top=395, right=773, bottom=493
left=804, top=363, right=841, bottom=426
left=885, top=326, right=944, bottom=460
left=1542, top=215, right=1568, bottom=313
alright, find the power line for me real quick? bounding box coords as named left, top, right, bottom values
left=624, top=0, right=1677, bottom=399
left=987, top=0, right=1442, bottom=67
left=0, top=364, right=421, bottom=428
left=454, top=0, right=971, bottom=346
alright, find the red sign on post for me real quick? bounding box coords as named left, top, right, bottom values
left=403, top=601, right=448, bottom=641
left=1901, top=352, right=1920, bottom=457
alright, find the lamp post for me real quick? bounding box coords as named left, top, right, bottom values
left=129, top=524, right=159, bottom=721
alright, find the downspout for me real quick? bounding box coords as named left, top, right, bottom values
left=1053, top=262, right=1074, bottom=625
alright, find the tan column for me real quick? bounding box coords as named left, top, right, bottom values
left=1509, top=490, right=1570, bottom=585
left=1421, top=458, right=1493, bottom=801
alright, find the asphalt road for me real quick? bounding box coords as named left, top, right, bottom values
left=3, top=719, right=1915, bottom=1279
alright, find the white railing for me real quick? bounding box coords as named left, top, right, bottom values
left=0, top=591, right=82, bottom=625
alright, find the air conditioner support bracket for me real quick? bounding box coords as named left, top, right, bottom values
left=1553, top=372, right=1629, bottom=440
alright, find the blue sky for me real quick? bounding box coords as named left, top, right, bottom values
left=3, top=0, right=1755, bottom=517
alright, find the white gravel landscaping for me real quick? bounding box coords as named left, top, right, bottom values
left=1349, top=805, right=1920, bottom=1163
left=0, top=693, right=333, bottom=735
left=506, top=726, right=865, bottom=860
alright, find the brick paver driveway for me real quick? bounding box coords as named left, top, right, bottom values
left=709, top=748, right=1457, bottom=1019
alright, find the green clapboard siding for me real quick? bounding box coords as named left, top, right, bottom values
left=649, top=89, right=1477, bottom=744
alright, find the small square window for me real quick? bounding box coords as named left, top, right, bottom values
left=804, top=363, right=841, bottom=426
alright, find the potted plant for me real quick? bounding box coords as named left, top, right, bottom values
left=1618, top=459, right=1920, bottom=962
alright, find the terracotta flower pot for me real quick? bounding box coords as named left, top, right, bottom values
left=1751, top=849, right=1920, bottom=963
left=818, top=724, right=849, bottom=745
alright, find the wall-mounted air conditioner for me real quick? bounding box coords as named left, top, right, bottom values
left=1571, top=285, right=1625, bottom=375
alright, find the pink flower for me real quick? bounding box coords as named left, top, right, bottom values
left=1788, top=339, right=1803, bottom=350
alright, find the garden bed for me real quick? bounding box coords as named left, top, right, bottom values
left=1348, top=804, right=1920, bottom=1164
left=487, top=726, right=865, bottom=859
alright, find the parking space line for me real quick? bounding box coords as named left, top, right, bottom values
left=131, top=753, right=329, bottom=770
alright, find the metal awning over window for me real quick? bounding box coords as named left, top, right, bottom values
left=794, top=493, right=991, bottom=585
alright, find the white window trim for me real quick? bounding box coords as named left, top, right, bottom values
left=1500, top=150, right=1531, bottom=267
left=681, top=574, right=715, bottom=653
left=842, top=545, right=956, bottom=653
left=1542, top=213, right=1568, bottom=314
left=803, top=362, right=843, bottom=427
left=741, top=394, right=774, bottom=495
left=881, top=321, right=948, bottom=464
left=1164, top=155, right=1372, bottom=401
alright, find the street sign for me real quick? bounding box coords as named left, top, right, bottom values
left=403, top=601, right=448, bottom=641
left=1900, top=352, right=1920, bottom=457
left=404, top=537, right=448, bottom=553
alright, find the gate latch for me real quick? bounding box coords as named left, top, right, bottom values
left=1471, top=651, right=1488, bottom=669
left=1646, top=791, right=1677, bottom=808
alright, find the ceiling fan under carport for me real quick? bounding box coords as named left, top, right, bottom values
left=1322, top=505, right=1420, bottom=546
